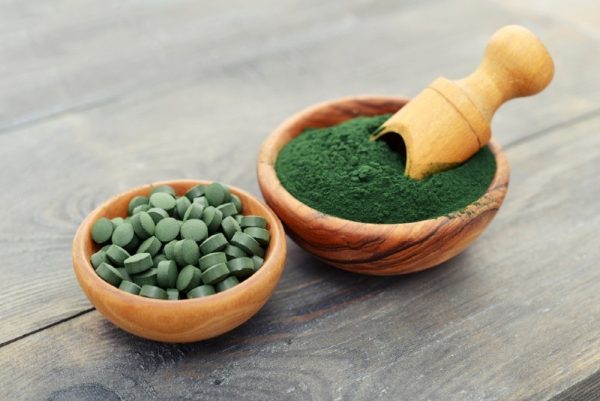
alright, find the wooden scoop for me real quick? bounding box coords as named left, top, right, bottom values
left=371, top=25, right=554, bottom=180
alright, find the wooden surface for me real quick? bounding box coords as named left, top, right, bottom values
left=0, top=0, right=599, bottom=399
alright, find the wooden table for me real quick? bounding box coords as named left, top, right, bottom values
left=1, top=1, right=599, bottom=400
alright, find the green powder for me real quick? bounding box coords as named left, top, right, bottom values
left=275, top=114, right=497, bottom=224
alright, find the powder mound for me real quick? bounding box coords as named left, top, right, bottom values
left=275, top=114, right=497, bottom=224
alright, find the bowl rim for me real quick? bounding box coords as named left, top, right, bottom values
left=72, top=179, right=287, bottom=307
left=257, top=95, right=510, bottom=229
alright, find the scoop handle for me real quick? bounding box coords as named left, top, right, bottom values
left=456, top=25, right=554, bottom=122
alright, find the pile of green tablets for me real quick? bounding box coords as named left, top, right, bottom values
left=90, top=183, right=270, bottom=300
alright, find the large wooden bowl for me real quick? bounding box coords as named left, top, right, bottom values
left=72, top=180, right=287, bottom=342
left=257, top=96, right=509, bottom=275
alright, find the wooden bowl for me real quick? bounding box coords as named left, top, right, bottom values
left=72, top=180, right=287, bottom=342
left=257, top=96, right=509, bottom=275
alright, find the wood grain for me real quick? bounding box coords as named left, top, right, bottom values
left=257, top=96, right=509, bottom=275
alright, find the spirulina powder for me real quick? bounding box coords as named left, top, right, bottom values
left=275, top=114, right=497, bottom=224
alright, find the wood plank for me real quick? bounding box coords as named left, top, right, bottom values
left=2, top=112, right=600, bottom=400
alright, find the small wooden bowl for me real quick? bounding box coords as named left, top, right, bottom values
left=257, top=96, right=509, bottom=275
left=72, top=180, right=287, bottom=342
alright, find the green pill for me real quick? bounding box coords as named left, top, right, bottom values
left=175, top=196, right=191, bottom=219
left=149, top=192, right=176, bottom=213
left=180, top=219, right=208, bottom=242
left=205, top=182, right=229, bottom=206
left=152, top=254, right=168, bottom=268
left=243, top=227, right=270, bottom=246
left=252, top=255, right=264, bottom=271
left=187, top=285, right=215, bottom=298
left=221, top=216, right=241, bottom=240
left=176, top=265, right=202, bottom=292
left=132, top=204, right=151, bottom=215
left=164, top=240, right=177, bottom=260
left=174, top=239, right=200, bottom=267
left=157, top=260, right=178, bottom=288
left=139, top=285, right=167, bottom=300
left=117, top=267, right=132, bottom=281
left=111, top=223, right=135, bottom=248
left=198, top=252, right=227, bottom=271
left=240, top=215, right=267, bottom=229
left=147, top=207, right=169, bottom=223
left=96, top=263, right=123, bottom=287
left=216, top=202, right=237, bottom=218
left=91, top=250, right=108, bottom=269
left=124, top=252, right=153, bottom=274
left=224, top=244, right=246, bottom=260
left=155, top=217, right=180, bottom=242
left=199, top=233, right=228, bottom=255
left=234, top=214, right=243, bottom=224
left=119, top=280, right=141, bottom=295
left=230, top=194, right=242, bottom=213
left=128, top=195, right=149, bottom=215
left=166, top=288, right=180, bottom=300
left=130, top=212, right=155, bottom=239
left=111, top=217, right=125, bottom=228
left=105, top=245, right=130, bottom=266
left=92, top=217, right=113, bottom=244
left=227, top=257, right=254, bottom=278
left=231, top=232, right=264, bottom=258
left=183, top=203, right=204, bottom=221
left=216, top=276, right=239, bottom=292
left=137, top=236, right=162, bottom=256
left=185, top=184, right=205, bottom=201
left=194, top=196, right=209, bottom=207
left=133, top=268, right=158, bottom=287
left=202, top=206, right=223, bottom=233
left=201, top=262, right=230, bottom=285
left=150, top=185, right=176, bottom=197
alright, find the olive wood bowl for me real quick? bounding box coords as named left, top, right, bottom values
left=257, top=96, right=509, bottom=275
left=72, top=180, right=287, bottom=342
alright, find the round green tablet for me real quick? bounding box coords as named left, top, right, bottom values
left=149, top=192, right=176, bottom=213
left=221, top=216, right=241, bottom=240
left=227, top=257, right=254, bottom=278
left=217, top=202, right=237, bottom=218
left=243, top=227, right=270, bottom=246
left=130, top=212, right=155, bottom=239
left=216, top=276, right=239, bottom=292
left=111, top=223, right=135, bottom=248
left=137, top=236, right=162, bottom=256
left=185, top=184, right=205, bottom=201
left=199, top=233, right=228, bottom=255
left=133, top=268, right=158, bottom=287
left=111, top=217, right=125, bottom=229
left=240, top=215, right=267, bottom=229
left=200, top=262, right=230, bottom=285
left=150, top=185, right=176, bottom=197
left=176, top=265, right=202, bottom=292
left=157, top=260, right=178, bottom=288
left=91, top=250, right=108, bottom=269
left=180, top=219, right=208, bottom=242
left=224, top=244, right=247, bottom=260
left=119, top=280, right=141, bottom=295
left=128, top=195, right=149, bottom=215
left=155, top=217, right=180, bottom=242
left=152, top=254, right=168, bottom=268
left=194, top=196, right=208, bottom=208
left=174, top=239, right=200, bottom=267
left=230, top=194, right=243, bottom=213
left=147, top=207, right=169, bottom=223
left=105, top=245, right=130, bottom=266
left=202, top=206, right=223, bottom=233
left=139, top=285, right=167, bottom=299
left=183, top=203, right=204, bottom=221
left=252, top=255, right=264, bottom=271
left=91, top=217, right=113, bottom=244
left=205, top=182, right=228, bottom=206
left=96, top=263, right=123, bottom=287
left=164, top=240, right=177, bottom=260
left=132, top=204, right=151, bottom=215
left=187, top=285, right=216, bottom=298
left=124, top=252, right=153, bottom=274
left=231, top=232, right=264, bottom=257
left=166, top=288, right=180, bottom=300
left=175, top=196, right=192, bottom=219
left=198, top=252, right=227, bottom=271
left=116, top=267, right=130, bottom=280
